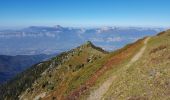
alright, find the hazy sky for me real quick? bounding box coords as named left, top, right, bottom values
left=0, top=0, right=170, bottom=28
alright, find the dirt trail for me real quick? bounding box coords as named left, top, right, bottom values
left=125, top=37, right=150, bottom=69
left=87, top=76, right=116, bottom=100
left=87, top=37, right=150, bottom=100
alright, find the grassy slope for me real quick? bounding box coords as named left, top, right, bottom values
left=65, top=38, right=145, bottom=99
left=22, top=37, right=144, bottom=100
left=63, top=30, right=170, bottom=100
left=102, top=30, right=170, bottom=99
left=3, top=30, right=169, bottom=100
left=19, top=42, right=107, bottom=100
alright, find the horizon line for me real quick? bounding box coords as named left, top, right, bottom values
left=0, top=24, right=169, bottom=30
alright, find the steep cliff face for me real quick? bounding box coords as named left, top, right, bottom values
left=1, top=30, right=170, bottom=100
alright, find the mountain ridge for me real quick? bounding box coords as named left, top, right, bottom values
left=0, top=41, right=107, bottom=100
left=0, top=30, right=170, bottom=100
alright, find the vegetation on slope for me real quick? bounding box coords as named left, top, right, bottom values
left=65, top=30, right=170, bottom=100
left=0, top=50, right=71, bottom=100
left=0, top=42, right=107, bottom=100
left=66, top=37, right=145, bottom=100
left=101, top=30, right=170, bottom=99
left=0, top=54, right=52, bottom=84
left=1, top=30, right=169, bottom=100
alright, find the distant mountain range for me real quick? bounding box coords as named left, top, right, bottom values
left=0, top=54, right=55, bottom=84
left=0, top=25, right=166, bottom=55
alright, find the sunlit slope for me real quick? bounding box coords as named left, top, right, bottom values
left=25, top=36, right=145, bottom=100
left=104, top=30, right=170, bottom=100
left=66, top=37, right=146, bottom=100
left=91, top=30, right=170, bottom=100
left=19, top=41, right=108, bottom=100
left=1, top=30, right=170, bottom=100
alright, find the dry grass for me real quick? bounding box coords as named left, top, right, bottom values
left=20, top=30, right=170, bottom=100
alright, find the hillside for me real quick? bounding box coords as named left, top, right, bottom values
left=0, top=30, right=170, bottom=100
left=0, top=41, right=108, bottom=100
left=0, top=54, right=53, bottom=84
left=100, top=30, right=170, bottom=100
left=66, top=30, right=170, bottom=100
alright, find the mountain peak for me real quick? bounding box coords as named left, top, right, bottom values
left=81, top=41, right=108, bottom=54
left=85, top=41, right=93, bottom=46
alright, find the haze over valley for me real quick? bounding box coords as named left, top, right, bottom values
left=0, top=25, right=165, bottom=55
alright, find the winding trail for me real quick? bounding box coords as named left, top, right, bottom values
left=125, top=37, right=150, bottom=69
left=87, top=37, right=150, bottom=100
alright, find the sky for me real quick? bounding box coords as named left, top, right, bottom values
left=0, top=0, right=170, bottom=29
